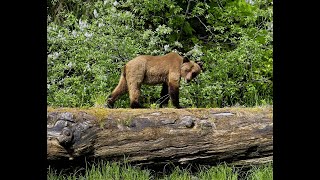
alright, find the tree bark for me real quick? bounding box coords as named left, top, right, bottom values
left=47, top=107, right=273, bottom=167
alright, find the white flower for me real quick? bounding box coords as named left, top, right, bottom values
left=79, top=19, right=88, bottom=31
left=84, top=32, right=93, bottom=38
left=125, top=11, right=131, bottom=16
left=50, top=25, right=57, bottom=31
left=57, top=33, right=62, bottom=38
left=72, top=30, right=77, bottom=37
left=267, top=22, right=273, bottom=32
left=113, top=1, right=119, bottom=6
left=164, top=44, right=170, bottom=51
left=98, top=23, right=105, bottom=27
left=93, top=9, right=99, bottom=18
left=48, top=52, right=60, bottom=60
left=67, top=62, right=73, bottom=68
left=111, top=7, right=116, bottom=12
left=174, top=41, right=183, bottom=48
left=186, top=44, right=203, bottom=59
left=155, top=26, right=161, bottom=32
left=245, top=0, right=254, bottom=5
left=53, top=52, right=60, bottom=59
left=86, top=64, right=91, bottom=71
left=104, top=0, right=114, bottom=5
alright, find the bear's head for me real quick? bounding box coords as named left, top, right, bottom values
left=180, top=57, right=203, bottom=83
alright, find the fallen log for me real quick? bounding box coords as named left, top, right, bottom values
left=47, top=107, right=272, bottom=167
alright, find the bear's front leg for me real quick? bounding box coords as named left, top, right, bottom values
left=105, top=95, right=115, bottom=108
left=168, top=80, right=183, bottom=109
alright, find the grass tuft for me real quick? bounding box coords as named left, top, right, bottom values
left=48, top=161, right=273, bottom=180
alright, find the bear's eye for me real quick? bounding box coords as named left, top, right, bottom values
left=191, top=72, right=197, bottom=78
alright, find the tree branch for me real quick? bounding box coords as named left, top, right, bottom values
left=177, top=0, right=193, bottom=42
left=195, top=16, right=217, bottom=43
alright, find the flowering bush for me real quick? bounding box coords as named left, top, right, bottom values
left=47, top=0, right=272, bottom=108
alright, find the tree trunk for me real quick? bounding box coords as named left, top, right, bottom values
left=47, top=107, right=273, bottom=167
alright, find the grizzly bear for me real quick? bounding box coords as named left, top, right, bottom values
left=106, top=52, right=203, bottom=108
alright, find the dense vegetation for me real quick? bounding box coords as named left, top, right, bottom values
left=48, top=161, right=273, bottom=180
left=47, top=0, right=273, bottom=108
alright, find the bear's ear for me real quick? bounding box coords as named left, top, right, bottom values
left=183, top=57, right=190, bottom=63
left=195, top=61, right=204, bottom=71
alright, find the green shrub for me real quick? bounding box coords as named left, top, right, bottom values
left=47, top=0, right=273, bottom=108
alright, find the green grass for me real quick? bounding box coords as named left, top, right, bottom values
left=47, top=162, right=273, bottom=180
left=47, top=161, right=151, bottom=180
left=245, top=163, right=273, bottom=180
left=195, top=164, right=238, bottom=180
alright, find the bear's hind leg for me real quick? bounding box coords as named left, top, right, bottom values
left=105, top=74, right=128, bottom=108
left=128, top=85, right=143, bottom=108
left=128, top=83, right=142, bottom=108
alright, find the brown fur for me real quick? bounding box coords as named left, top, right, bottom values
left=106, top=52, right=202, bottom=108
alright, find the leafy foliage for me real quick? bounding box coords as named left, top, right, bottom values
left=47, top=0, right=273, bottom=108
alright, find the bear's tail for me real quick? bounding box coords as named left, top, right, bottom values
left=115, top=66, right=128, bottom=93
left=106, top=66, right=128, bottom=108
